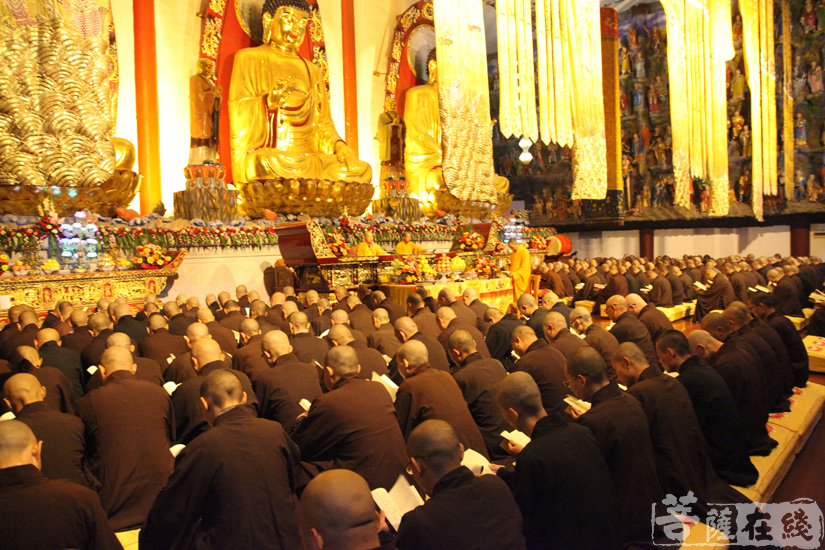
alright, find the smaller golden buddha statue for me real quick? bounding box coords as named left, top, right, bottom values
left=404, top=50, right=511, bottom=218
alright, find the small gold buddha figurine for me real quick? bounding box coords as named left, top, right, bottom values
left=404, top=50, right=510, bottom=218
left=228, top=0, right=371, bottom=185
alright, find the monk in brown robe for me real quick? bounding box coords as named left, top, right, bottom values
left=395, top=340, right=489, bottom=459
left=141, top=370, right=301, bottom=550
left=78, top=347, right=175, bottom=531
left=291, top=346, right=407, bottom=490
left=611, top=343, right=750, bottom=514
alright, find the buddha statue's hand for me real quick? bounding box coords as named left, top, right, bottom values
left=334, top=141, right=358, bottom=172
left=267, top=77, right=293, bottom=110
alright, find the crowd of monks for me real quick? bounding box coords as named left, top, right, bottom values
left=0, top=250, right=818, bottom=549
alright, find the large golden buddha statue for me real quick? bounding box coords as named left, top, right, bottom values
left=404, top=51, right=511, bottom=218
left=228, top=0, right=373, bottom=216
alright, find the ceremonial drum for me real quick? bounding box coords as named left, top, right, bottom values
left=545, top=234, right=572, bottom=255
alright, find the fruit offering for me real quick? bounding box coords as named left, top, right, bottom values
left=11, top=260, right=30, bottom=272
left=417, top=257, right=434, bottom=278
left=43, top=258, right=60, bottom=270
left=450, top=256, right=466, bottom=272
left=436, top=254, right=451, bottom=273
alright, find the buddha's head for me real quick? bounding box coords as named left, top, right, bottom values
left=426, top=49, right=437, bottom=85
left=262, top=0, right=310, bottom=51
left=196, top=58, right=215, bottom=78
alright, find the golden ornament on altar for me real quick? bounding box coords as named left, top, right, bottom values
left=228, top=0, right=373, bottom=217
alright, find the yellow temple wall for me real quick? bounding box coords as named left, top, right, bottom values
left=109, top=0, right=418, bottom=212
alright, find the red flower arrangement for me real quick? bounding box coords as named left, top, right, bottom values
left=327, top=233, right=350, bottom=257
left=471, top=256, right=495, bottom=278
left=132, top=244, right=173, bottom=269
left=529, top=236, right=547, bottom=250
left=458, top=231, right=485, bottom=251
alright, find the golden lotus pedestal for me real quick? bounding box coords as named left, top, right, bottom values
left=0, top=170, right=141, bottom=217
left=0, top=251, right=187, bottom=320
left=238, top=178, right=374, bottom=218
left=422, top=189, right=513, bottom=219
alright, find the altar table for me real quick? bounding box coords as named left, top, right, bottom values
left=0, top=251, right=187, bottom=318
left=380, top=277, right=514, bottom=313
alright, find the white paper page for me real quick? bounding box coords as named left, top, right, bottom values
left=163, top=381, right=181, bottom=396
left=461, top=448, right=493, bottom=475
left=87, top=365, right=98, bottom=375
left=501, top=429, right=531, bottom=447
left=371, top=488, right=404, bottom=531
left=169, top=444, right=185, bottom=457
left=564, top=396, right=591, bottom=414
left=299, top=398, right=312, bottom=412
left=387, top=475, right=424, bottom=520
left=372, top=372, right=399, bottom=402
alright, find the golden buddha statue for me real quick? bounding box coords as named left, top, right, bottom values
left=228, top=0, right=372, bottom=215
left=404, top=51, right=511, bottom=218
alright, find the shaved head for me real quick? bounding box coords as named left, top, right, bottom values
left=16, top=346, right=40, bottom=367
left=3, top=373, right=45, bottom=411
left=328, top=324, right=354, bottom=346
left=299, top=470, right=380, bottom=550
left=325, top=346, right=359, bottom=376
left=262, top=330, right=291, bottom=360
left=700, top=312, right=731, bottom=340
left=330, top=310, right=350, bottom=325
left=394, top=316, right=418, bottom=336
left=35, top=328, right=59, bottom=347
left=88, top=312, right=111, bottom=334
left=186, top=321, right=211, bottom=343
left=0, top=420, right=39, bottom=469
left=240, top=318, right=261, bottom=337
left=397, top=339, right=429, bottom=370
left=288, top=311, right=309, bottom=330
left=113, top=302, right=132, bottom=321
left=100, top=346, right=136, bottom=378
left=372, top=308, right=389, bottom=324
left=498, top=371, right=543, bottom=416
left=447, top=329, right=477, bottom=355
left=69, top=309, right=88, bottom=328
left=542, top=312, right=567, bottom=331
left=436, top=307, right=456, bottom=323
left=407, top=420, right=462, bottom=481
left=148, top=313, right=169, bottom=331
left=625, top=293, right=647, bottom=312
left=196, top=307, right=215, bottom=323
left=106, top=332, right=132, bottom=349
left=18, top=311, right=38, bottom=328
left=192, top=339, right=223, bottom=368
left=200, top=369, right=245, bottom=411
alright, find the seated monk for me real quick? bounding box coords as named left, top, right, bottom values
left=228, top=0, right=371, bottom=185
left=354, top=230, right=387, bottom=257
left=395, top=231, right=426, bottom=254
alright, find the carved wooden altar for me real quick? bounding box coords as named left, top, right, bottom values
left=272, top=221, right=391, bottom=291
left=0, top=251, right=187, bottom=315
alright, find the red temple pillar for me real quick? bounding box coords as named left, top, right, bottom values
left=640, top=228, right=654, bottom=260
left=133, top=0, right=163, bottom=214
